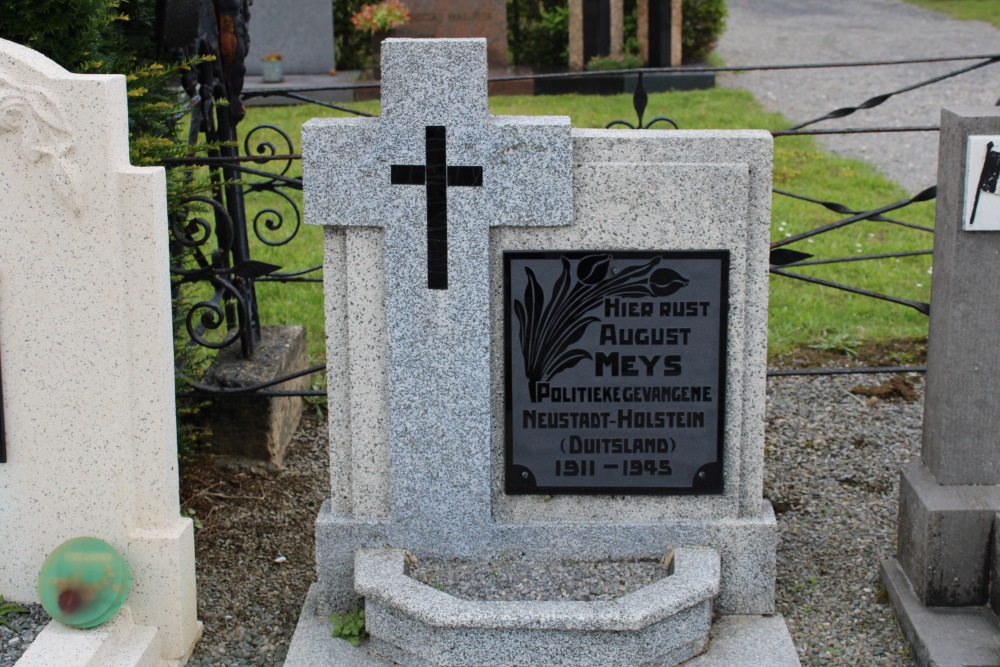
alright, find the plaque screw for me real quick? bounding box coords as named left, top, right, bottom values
left=612, top=267, right=620, bottom=275
left=521, top=471, right=529, bottom=479
left=697, top=471, right=706, bottom=480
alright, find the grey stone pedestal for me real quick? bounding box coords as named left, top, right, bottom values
left=881, top=107, right=1000, bottom=665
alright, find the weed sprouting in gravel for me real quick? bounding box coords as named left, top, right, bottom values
left=331, top=604, right=368, bottom=647
left=0, top=596, right=27, bottom=630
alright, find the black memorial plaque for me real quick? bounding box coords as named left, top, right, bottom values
left=504, top=250, right=729, bottom=495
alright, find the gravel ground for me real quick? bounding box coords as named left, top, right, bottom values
left=767, top=370, right=922, bottom=666
left=410, top=556, right=672, bottom=602
left=0, top=604, right=48, bottom=667
left=717, top=0, right=1000, bottom=194
left=0, top=371, right=923, bottom=666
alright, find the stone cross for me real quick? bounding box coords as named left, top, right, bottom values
left=304, top=39, right=573, bottom=547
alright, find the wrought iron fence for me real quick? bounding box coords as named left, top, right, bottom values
left=166, top=52, right=1000, bottom=396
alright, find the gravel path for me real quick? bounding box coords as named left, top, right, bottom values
left=717, top=0, right=1000, bottom=194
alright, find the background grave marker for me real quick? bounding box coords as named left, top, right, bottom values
left=882, top=107, right=1000, bottom=667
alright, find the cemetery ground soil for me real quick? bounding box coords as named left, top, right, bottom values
left=173, top=341, right=925, bottom=666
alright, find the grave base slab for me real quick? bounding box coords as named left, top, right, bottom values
left=356, top=548, right=717, bottom=667
left=285, top=584, right=799, bottom=666
left=895, top=461, right=1000, bottom=606
left=16, top=605, right=201, bottom=667
left=198, top=325, right=308, bottom=467
left=313, top=500, right=777, bottom=617
left=880, top=558, right=1000, bottom=667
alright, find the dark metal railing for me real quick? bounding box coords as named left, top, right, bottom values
left=166, top=51, right=996, bottom=393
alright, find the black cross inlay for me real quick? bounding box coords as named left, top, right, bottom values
left=391, top=126, right=483, bottom=290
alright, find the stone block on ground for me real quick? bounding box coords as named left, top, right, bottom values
left=200, top=324, right=308, bottom=467
left=881, top=558, right=1000, bottom=667
left=895, top=461, right=1000, bottom=607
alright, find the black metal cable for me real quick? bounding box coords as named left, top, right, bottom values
left=787, top=57, right=1000, bottom=131
left=771, top=186, right=937, bottom=249
left=773, top=188, right=935, bottom=232
left=769, top=267, right=930, bottom=315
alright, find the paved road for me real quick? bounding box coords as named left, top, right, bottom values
left=716, top=0, right=1000, bottom=194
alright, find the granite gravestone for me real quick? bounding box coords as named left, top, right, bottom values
left=245, top=0, right=336, bottom=75
left=295, top=37, right=797, bottom=666
left=881, top=108, right=1000, bottom=667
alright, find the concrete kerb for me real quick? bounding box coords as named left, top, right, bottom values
left=354, top=548, right=719, bottom=632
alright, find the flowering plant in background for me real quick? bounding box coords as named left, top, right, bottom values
left=351, top=0, right=411, bottom=33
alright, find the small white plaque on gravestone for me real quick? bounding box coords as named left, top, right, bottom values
left=963, top=135, right=1000, bottom=230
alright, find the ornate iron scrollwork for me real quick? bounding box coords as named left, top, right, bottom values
left=160, top=0, right=271, bottom=359
left=605, top=72, right=679, bottom=130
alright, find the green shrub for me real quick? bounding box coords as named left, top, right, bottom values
left=682, top=0, right=727, bottom=63
left=334, top=0, right=374, bottom=70
left=587, top=52, right=644, bottom=71
left=0, top=0, right=122, bottom=71
left=507, top=0, right=569, bottom=68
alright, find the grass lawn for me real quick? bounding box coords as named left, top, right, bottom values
left=902, top=0, right=1000, bottom=29
left=232, top=88, right=932, bottom=365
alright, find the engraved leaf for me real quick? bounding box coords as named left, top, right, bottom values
left=551, top=256, right=572, bottom=308
left=544, top=349, right=593, bottom=382
left=542, top=315, right=600, bottom=379
left=535, top=258, right=574, bottom=364
left=513, top=299, right=527, bottom=352
left=576, top=253, right=611, bottom=285
left=522, top=267, right=546, bottom=370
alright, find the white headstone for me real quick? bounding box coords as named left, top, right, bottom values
left=0, top=38, right=200, bottom=663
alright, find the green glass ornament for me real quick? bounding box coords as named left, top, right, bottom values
left=37, top=537, right=130, bottom=629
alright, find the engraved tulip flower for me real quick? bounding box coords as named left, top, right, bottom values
left=576, top=253, right=611, bottom=285
left=515, top=254, right=689, bottom=402
left=649, top=268, right=689, bottom=297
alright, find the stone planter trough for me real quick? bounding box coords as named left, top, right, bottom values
left=354, top=547, right=721, bottom=667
